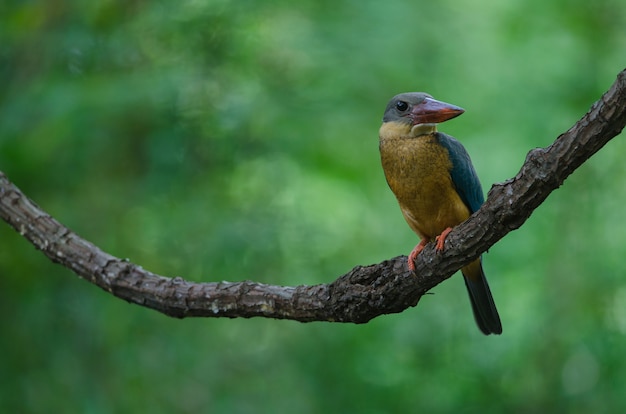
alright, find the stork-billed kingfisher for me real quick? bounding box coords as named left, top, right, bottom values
left=379, top=92, right=502, bottom=335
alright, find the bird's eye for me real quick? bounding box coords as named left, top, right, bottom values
left=395, top=101, right=409, bottom=111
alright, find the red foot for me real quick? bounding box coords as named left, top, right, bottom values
left=407, top=239, right=428, bottom=271
left=435, top=227, right=453, bottom=252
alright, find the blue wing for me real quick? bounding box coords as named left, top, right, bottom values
left=436, top=133, right=484, bottom=213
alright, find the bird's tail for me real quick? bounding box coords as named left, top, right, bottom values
left=462, top=259, right=502, bottom=335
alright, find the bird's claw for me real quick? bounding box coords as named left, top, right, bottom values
left=407, top=239, right=428, bottom=271
left=435, top=227, right=453, bottom=252
left=407, top=228, right=453, bottom=271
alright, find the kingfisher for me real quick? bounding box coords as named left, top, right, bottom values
left=379, top=92, right=502, bottom=335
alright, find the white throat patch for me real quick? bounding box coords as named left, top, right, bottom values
left=410, top=123, right=438, bottom=137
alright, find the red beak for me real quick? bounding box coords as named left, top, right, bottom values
left=410, top=97, right=464, bottom=125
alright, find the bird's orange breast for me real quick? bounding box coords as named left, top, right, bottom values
left=379, top=130, right=470, bottom=240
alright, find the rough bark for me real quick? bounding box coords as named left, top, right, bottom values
left=1, top=68, right=625, bottom=323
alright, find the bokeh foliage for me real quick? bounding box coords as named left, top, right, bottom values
left=1, top=0, right=626, bottom=412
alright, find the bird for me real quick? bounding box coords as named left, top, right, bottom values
left=378, top=92, right=502, bottom=335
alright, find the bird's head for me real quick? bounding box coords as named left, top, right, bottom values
left=381, top=92, right=464, bottom=138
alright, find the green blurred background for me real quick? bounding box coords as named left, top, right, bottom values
left=1, top=0, right=626, bottom=412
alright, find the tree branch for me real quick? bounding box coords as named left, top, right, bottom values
left=2, top=68, right=625, bottom=323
